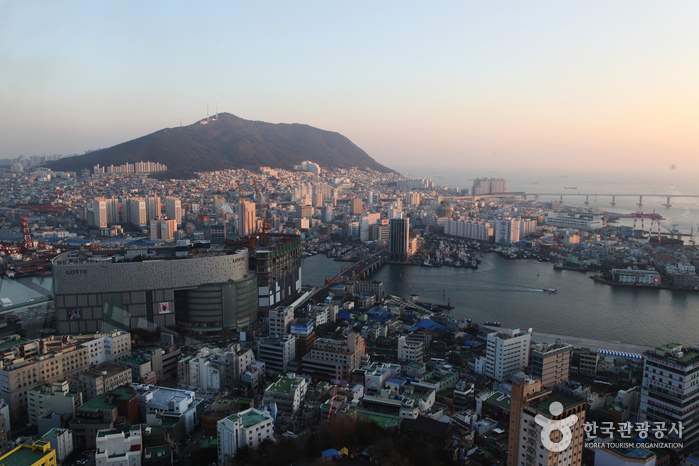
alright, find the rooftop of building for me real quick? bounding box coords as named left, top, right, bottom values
left=0, top=442, right=54, bottom=466
left=83, top=362, right=131, bottom=379
left=0, top=337, right=31, bottom=352
left=482, top=391, right=511, bottom=411
left=266, top=376, right=296, bottom=393
left=120, top=355, right=149, bottom=365
left=80, top=394, right=118, bottom=411
left=42, top=428, right=67, bottom=439
left=527, top=389, right=585, bottom=415
left=240, top=410, right=270, bottom=428
left=651, top=344, right=699, bottom=364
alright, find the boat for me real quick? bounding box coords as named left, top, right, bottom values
left=543, top=288, right=558, bottom=293
left=564, top=186, right=577, bottom=189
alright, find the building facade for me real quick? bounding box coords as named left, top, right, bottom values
left=485, top=328, right=532, bottom=382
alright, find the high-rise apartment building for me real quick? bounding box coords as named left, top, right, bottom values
left=145, top=196, right=161, bottom=221
left=638, top=344, right=699, bottom=455
left=128, top=198, right=147, bottom=227
left=238, top=200, right=256, bottom=237
left=485, top=328, right=532, bottom=382
left=472, top=177, right=507, bottom=195
left=495, top=218, right=522, bottom=244
left=508, top=379, right=586, bottom=466
left=389, top=217, right=410, bottom=262
left=92, top=198, right=108, bottom=228
left=164, top=196, right=182, bottom=224
left=351, top=198, right=363, bottom=215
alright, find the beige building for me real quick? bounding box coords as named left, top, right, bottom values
left=0, top=335, right=89, bottom=420
left=302, top=333, right=366, bottom=382
left=71, top=362, right=132, bottom=401
left=508, top=379, right=586, bottom=466
left=531, top=340, right=572, bottom=388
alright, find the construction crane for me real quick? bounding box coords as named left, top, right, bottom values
left=252, top=180, right=272, bottom=245
left=20, top=215, right=32, bottom=253
left=326, top=367, right=341, bottom=422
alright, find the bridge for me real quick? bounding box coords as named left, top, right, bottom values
left=443, top=192, right=699, bottom=208
left=324, top=250, right=388, bottom=286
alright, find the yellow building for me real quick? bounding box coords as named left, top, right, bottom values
left=0, top=441, right=57, bottom=466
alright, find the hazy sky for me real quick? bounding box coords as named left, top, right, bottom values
left=1, top=1, right=698, bottom=175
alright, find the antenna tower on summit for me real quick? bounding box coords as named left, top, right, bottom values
left=215, top=102, right=218, bottom=120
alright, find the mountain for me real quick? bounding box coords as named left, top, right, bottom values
left=43, top=113, right=395, bottom=178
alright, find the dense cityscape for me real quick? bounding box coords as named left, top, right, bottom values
left=0, top=160, right=696, bottom=466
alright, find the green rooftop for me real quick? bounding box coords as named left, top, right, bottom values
left=145, top=445, right=171, bottom=457
left=42, top=428, right=64, bottom=439
left=0, top=338, right=30, bottom=352
left=120, top=355, right=147, bottom=365
left=0, top=443, right=54, bottom=466
left=80, top=394, right=117, bottom=411
left=528, top=391, right=584, bottom=415
left=266, top=376, right=294, bottom=393
left=483, top=391, right=511, bottom=411
left=357, top=412, right=401, bottom=429
left=195, top=437, right=219, bottom=449
left=240, top=411, right=269, bottom=428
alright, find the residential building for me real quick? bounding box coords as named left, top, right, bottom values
left=638, top=344, right=699, bottom=455
left=508, top=378, right=586, bottom=466
left=42, top=428, right=74, bottom=464
left=164, top=196, right=182, bottom=224
left=238, top=200, right=256, bottom=237
left=95, top=426, right=142, bottom=466
left=132, top=384, right=202, bottom=436
left=472, top=178, right=507, bottom=195
left=27, top=380, right=83, bottom=425
left=398, top=336, right=424, bottom=363
left=302, top=333, right=366, bottom=382
left=485, top=328, right=532, bottom=382
left=217, top=408, right=274, bottom=464
left=0, top=399, right=9, bottom=452
left=0, top=335, right=89, bottom=420
left=257, top=335, right=296, bottom=374
left=263, top=373, right=308, bottom=414
left=268, top=306, right=294, bottom=337
left=70, top=386, right=138, bottom=449
left=531, top=340, right=572, bottom=388
left=71, top=362, right=132, bottom=401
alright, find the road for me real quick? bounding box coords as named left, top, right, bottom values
left=532, top=331, right=656, bottom=355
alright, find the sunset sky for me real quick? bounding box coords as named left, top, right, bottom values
left=1, top=1, right=698, bottom=176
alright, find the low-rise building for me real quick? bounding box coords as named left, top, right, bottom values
left=132, top=384, right=201, bottom=437
left=0, top=441, right=57, bottom=466
left=263, top=373, right=308, bottom=414
left=42, top=428, right=74, bottom=464
left=95, top=426, right=142, bottom=466
left=217, top=408, right=274, bottom=464
left=27, top=380, right=83, bottom=425
left=71, top=362, right=133, bottom=400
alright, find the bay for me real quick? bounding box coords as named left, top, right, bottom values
left=302, top=254, right=699, bottom=347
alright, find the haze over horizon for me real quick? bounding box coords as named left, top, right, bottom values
left=1, top=1, right=698, bottom=177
